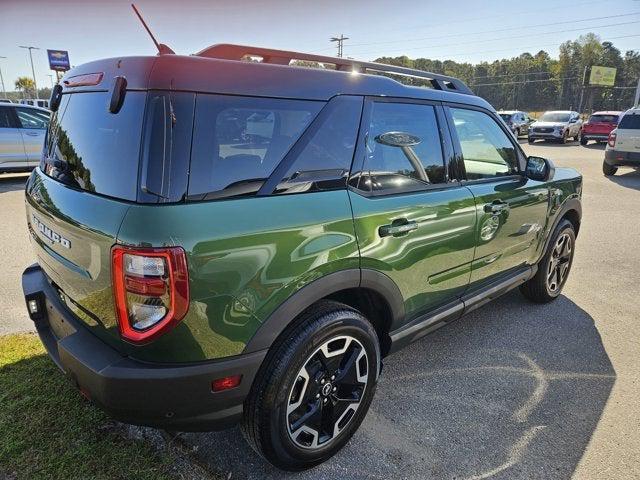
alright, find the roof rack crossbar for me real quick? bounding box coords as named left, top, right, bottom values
left=195, top=44, right=473, bottom=95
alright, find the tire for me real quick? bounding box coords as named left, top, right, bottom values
left=528, top=137, right=535, bottom=144
left=241, top=300, right=380, bottom=471
left=520, top=219, right=576, bottom=303
left=560, top=131, right=568, bottom=144
left=603, top=161, right=617, bottom=176
left=580, top=136, right=588, bottom=146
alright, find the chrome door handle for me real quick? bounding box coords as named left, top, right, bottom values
left=379, top=220, right=419, bottom=237
left=484, top=201, right=509, bottom=214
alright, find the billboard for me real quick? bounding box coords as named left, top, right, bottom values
left=47, top=50, right=70, bottom=72
left=589, top=66, right=616, bottom=87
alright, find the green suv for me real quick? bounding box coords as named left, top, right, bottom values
left=22, top=44, right=582, bottom=471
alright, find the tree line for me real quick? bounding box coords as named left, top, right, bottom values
left=373, top=33, right=639, bottom=113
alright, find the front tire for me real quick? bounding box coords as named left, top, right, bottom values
left=520, top=219, right=576, bottom=303
left=603, top=161, right=617, bottom=176
left=241, top=300, right=380, bottom=471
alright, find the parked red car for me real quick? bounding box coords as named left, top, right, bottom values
left=581, top=111, right=622, bottom=145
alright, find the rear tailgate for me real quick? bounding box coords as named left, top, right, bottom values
left=25, top=87, right=147, bottom=349
left=26, top=169, right=130, bottom=345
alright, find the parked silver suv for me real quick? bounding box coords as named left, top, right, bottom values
left=0, top=103, right=50, bottom=173
left=528, top=110, right=582, bottom=144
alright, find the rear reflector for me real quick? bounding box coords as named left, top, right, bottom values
left=212, top=375, right=242, bottom=392
left=112, top=246, right=189, bottom=344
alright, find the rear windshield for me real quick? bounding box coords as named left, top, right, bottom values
left=618, top=113, right=640, bottom=130
left=44, top=91, right=145, bottom=201
left=589, top=114, right=618, bottom=123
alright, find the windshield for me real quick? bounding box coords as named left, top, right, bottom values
left=539, top=112, right=571, bottom=122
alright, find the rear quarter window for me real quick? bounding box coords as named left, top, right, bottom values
left=188, top=95, right=323, bottom=200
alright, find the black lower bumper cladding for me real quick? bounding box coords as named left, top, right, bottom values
left=21, top=264, right=266, bottom=431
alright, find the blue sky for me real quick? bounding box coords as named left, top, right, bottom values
left=1, top=0, right=639, bottom=91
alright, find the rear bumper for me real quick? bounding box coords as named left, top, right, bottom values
left=605, top=149, right=640, bottom=167
left=581, top=133, right=609, bottom=141
left=21, top=264, right=266, bottom=432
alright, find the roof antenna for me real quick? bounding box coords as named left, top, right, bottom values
left=131, top=4, right=175, bottom=55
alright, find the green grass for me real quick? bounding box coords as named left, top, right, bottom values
left=0, top=333, right=180, bottom=480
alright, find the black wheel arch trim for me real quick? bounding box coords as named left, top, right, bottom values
left=243, top=268, right=405, bottom=354
left=540, top=196, right=581, bottom=262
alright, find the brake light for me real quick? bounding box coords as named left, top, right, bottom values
left=608, top=132, right=617, bottom=148
left=112, top=246, right=189, bottom=344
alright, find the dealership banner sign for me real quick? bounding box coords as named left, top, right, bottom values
left=47, top=50, right=70, bottom=72
left=589, top=66, right=616, bottom=87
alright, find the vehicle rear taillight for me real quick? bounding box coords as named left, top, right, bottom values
left=112, top=246, right=189, bottom=344
left=608, top=132, right=617, bottom=148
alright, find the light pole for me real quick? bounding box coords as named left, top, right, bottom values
left=0, top=56, right=7, bottom=99
left=19, top=45, right=40, bottom=99
left=47, top=74, right=54, bottom=88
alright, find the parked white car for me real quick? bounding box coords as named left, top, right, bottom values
left=0, top=103, right=50, bottom=173
left=603, top=107, right=640, bottom=176
left=528, top=110, right=582, bottom=144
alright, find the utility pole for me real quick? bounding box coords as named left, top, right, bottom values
left=19, top=45, right=40, bottom=99
left=577, top=65, right=588, bottom=113
left=0, top=56, right=7, bottom=99
left=330, top=34, right=349, bottom=58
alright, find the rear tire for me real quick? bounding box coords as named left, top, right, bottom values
left=603, top=161, right=617, bottom=176
left=528, top=137, right=535, bottom=144
left=241, top=300, right=380, bottom=471
left=580, top=136, right=588, bottom=146
left=520, top=219, right=576, bottom=303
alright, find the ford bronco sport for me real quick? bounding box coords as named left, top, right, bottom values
left=22, top=44, right=582, bottom=471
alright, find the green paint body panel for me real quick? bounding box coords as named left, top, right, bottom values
left=349, top=186, right=477, bottom=321
left=25, top=145, right=582, bottom=364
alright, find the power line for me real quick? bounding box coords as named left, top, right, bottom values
left=473, top=71, right=552, bottom=80
left=472, top=76, right=580, bottom=87
left=343, top=20, right=640, bottom=57
left=340, top=12, right=640, bottom=49
left=366, top=33, right=640, bottom=62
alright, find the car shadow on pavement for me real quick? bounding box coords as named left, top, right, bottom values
left=0, top=174, right=29, bottom=194
left=178, top=291, right=615, bottom=480
left=606, top=169, right=640, bottom=191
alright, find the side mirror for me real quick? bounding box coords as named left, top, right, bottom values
left=526, top=156, right=555, bottom=181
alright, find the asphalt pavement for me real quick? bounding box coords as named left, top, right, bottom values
left=1, top=140, right=638, bottom=479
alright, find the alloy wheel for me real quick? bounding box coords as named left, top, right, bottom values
left=286, top=335, right=368, bottom=450
left=546, top=232, right=572, bottom=293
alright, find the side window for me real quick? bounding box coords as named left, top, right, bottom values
left=189, top=95, right=323, bottom=200
left=450, top=108, right=519, bottom=180
left=15, top=107, right=50, bottom=129
left=357, top=102, right=446, bottom=193
left=0, top=108, right=12, bottom=128
left=274, top=96, right=362, bottom=195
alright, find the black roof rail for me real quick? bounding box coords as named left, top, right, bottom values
left=195, top=44, right=474, bottom=96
